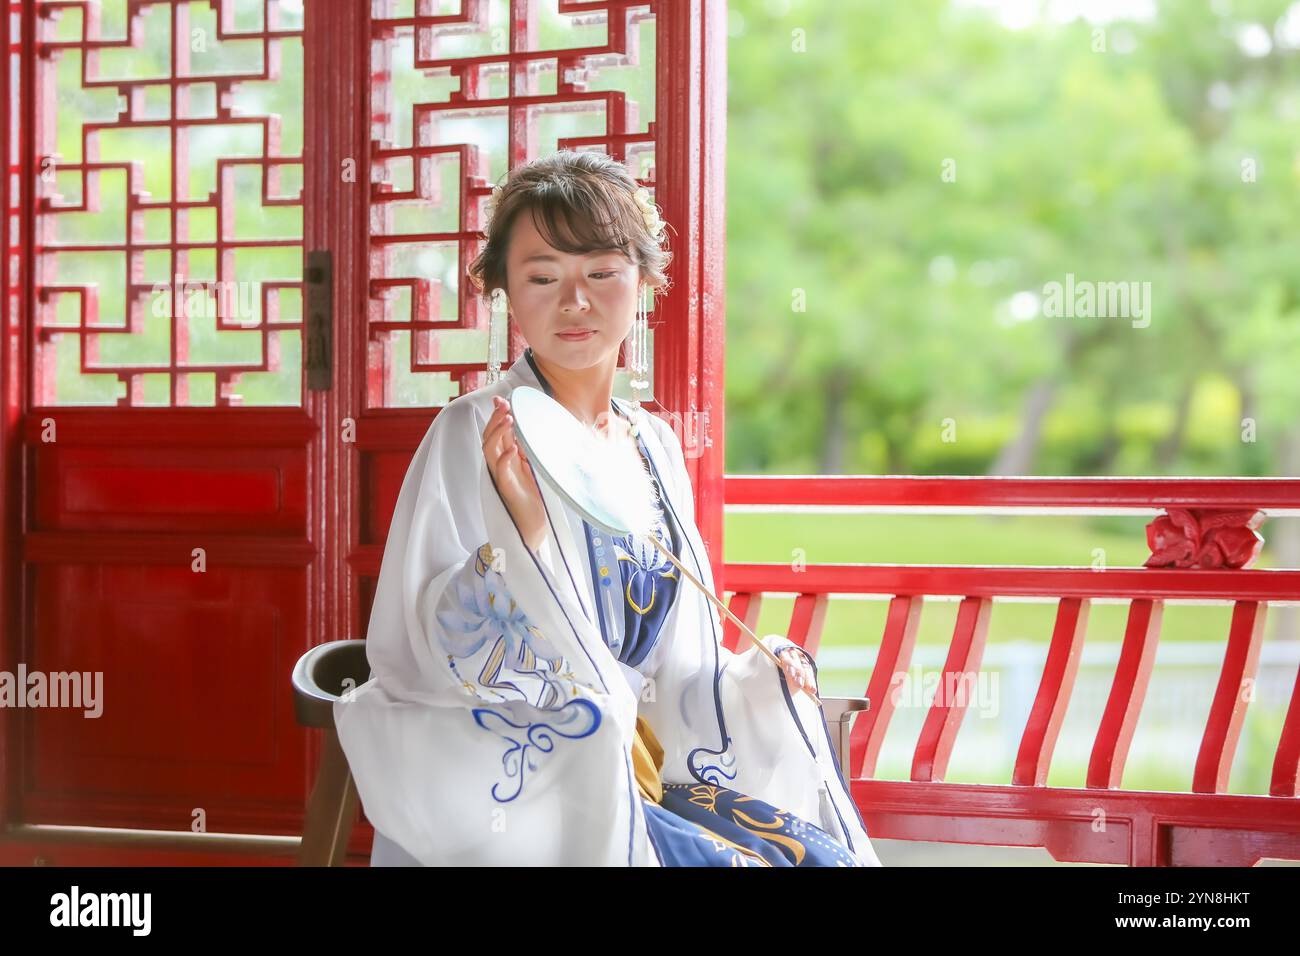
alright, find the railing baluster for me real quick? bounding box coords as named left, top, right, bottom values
left=786, top=592, right=828, bottom=658
left=720, top=591, right=762, bottom=653
left=1087, top=598, right=1163, bottom=789
left=912, top=596, right=992, bottom=782
left=1193, top=600, right=1266, bottom=793
left=1014, top=597, right=1090, bottom=787
left=852, top=594, right=922, bottom=779
left=1271, top=648, right=1300, bottom=797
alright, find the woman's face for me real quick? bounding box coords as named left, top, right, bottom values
left=502, top=209, right=641, bottom=371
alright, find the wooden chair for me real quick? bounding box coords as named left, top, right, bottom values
left=293, top=639, right=870, bottom=866
left=292, top=639, right=370, bottom=866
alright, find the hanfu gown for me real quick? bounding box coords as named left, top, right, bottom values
left=345, top=348, right=882, bottom=867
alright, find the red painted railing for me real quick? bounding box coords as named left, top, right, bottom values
left=720, top=476, right=1300, bottom=866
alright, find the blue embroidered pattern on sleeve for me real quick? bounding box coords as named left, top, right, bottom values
left=471, top=698, right=602, bottom=803
left=435, top=543, right=576, bottom=707
left=435, top=543, right=600, bottom=801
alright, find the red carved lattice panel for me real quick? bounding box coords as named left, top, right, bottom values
left=366, top=0, right=658, bottom=408
left=31, top=0, right=305, bottom=407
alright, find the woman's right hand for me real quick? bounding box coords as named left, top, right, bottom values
left=483, top=395, right=549, bottom=552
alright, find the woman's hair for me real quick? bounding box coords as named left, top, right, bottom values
left=467, top=150, right=673, bottom=303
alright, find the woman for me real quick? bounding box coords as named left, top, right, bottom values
left=334, top=150, right=882, bottom=867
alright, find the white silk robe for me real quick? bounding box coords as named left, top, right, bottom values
left=333, top=351, right=883, bottom=866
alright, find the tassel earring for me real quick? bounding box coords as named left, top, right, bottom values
left=627, top=282, right=651, bottom=417
left=486, top=287, right=507, bottom=385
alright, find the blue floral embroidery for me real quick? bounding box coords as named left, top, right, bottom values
left=594, top=468, right=680, bottom=667
left=435, top=543, right=577, bottom=710
left=437, top=543, right=602, bottom=801
left=471, top=699, right=602, bottom=803
left=617, top=529, right=676, bottom=609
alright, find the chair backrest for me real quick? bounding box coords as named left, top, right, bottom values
left=292, top=639, right=371, bottom=728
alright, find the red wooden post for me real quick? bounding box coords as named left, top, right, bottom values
left=0, top=0, right=34, bottom=841
left=655, top=0, right=728, bottom=593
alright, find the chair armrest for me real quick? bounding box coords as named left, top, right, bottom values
left=819, top=695, right=870, bottom=722
left=818, top=696, right=869, bottom=779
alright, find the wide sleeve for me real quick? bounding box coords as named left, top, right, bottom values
left=332, top=397, right=653, bottom=865
left=360, top=397, right=604, bottom=703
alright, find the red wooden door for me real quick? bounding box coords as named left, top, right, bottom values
left=1, top=0, right=724, bottom=861
left=4, top=0, right=318, bottom=843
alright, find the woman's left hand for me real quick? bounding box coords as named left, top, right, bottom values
left=777, top=646, right=817, bottom=696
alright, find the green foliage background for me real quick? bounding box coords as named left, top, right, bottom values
left=725, top=0, right=1300, bottom=479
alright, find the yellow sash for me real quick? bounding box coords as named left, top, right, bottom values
left=632, top=715, right=665, bottom=803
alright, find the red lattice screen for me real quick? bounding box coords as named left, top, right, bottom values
left=364, top=0, right=658, bottom=409
left=31, top=0, right=305, bottom=407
